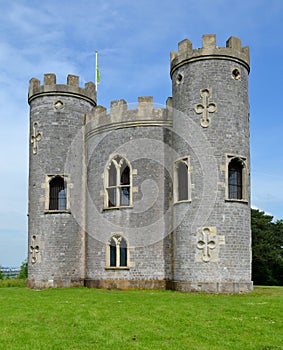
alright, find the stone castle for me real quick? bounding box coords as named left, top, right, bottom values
left=27, top=34, right=253, bottom=293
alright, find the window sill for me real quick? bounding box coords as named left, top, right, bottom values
left=174, top=200, right=191, bottom=205
left=225, top=199, right=248, bottom=204
left=103, top=206, right=133, bottom=211
left=44, top=210, right=71, bottom=214
left=105, top=267, right=130, bottom=270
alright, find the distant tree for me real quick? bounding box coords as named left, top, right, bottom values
left=0, top=267, right=4, bottom=280
left=251, top=209, right=283, bottom=286
left=18, top=260, right=28, bottom=279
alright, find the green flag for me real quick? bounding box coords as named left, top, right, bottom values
left=96, top=52, right=100, bottom=85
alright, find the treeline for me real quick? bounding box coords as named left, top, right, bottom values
left=252, top=209, right=283, bottom=286
left=0, top=260, right=27, bottom=280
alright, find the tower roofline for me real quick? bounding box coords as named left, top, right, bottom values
left=28, top=73, right=97, bottom=106
left=170, top=34, right=250, bottom=78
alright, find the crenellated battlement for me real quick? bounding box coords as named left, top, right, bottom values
left=170, top=34, right=250, bottom=77
left=28, top=73, right=96, bottom=106
left=85, top=96, right=172, bottom=139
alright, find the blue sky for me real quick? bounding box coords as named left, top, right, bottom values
left=0, top=0, right=282, bottom=266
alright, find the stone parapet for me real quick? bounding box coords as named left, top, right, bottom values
left=170, top=34, right=250, bottom=77
left=28, top=73, right=96, bottom=106
left=85, top=96, right=172, bottom=139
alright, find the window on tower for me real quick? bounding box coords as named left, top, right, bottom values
left=174, top=157, right=191, bottom=203
left=228, top=158, right=243, bottom=199
left=49, top=176, right=67, bottom=210
left=105, top=155, right=132, bottom=208
left=226, top=156, right=248, bottom=201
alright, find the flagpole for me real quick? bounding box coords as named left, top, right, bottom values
left=95, top=51, right=98, bottom=93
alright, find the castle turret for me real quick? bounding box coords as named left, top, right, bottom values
left=170, top=35, right=252, bottom=293
left=27, top=74, right=96, bottom=288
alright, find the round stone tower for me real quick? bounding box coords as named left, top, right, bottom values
left=170, top=35, right=252, bottom=293
left=27, top=73, right=96, bottom=288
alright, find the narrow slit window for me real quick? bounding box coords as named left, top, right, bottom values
left=228, top=158, right=243, bottom=199
left=178, top=161, right=188, bottom=201
left=175, top=158, right=190, bottom=203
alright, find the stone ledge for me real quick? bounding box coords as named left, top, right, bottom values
left=44, top=210, right=72, bottom=214
left=84, top=279, right=170, bottom=290
left=171, top=280, right=253, bottom=294
left=27, top=278, right=84, bottom=289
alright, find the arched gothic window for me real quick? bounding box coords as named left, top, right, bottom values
left=228, top=158, right=244, bottom=200
left=105, top=155, right=131, bottom=208
left=108, top=235, right=128, bottom=268
left=49, top=176, right=67, bottom=210
left=174, top=157, right=191, bottom=203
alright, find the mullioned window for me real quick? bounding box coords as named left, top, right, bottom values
left=104, top=155, right=132, bottom=208
left=106, top=234, right=129, bottom=269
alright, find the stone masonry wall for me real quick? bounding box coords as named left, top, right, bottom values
left=85, top=100, right=173, bottom=284
left=171, top=35, right=252, bottom=292
left=28, top=75, right=95, bottom=288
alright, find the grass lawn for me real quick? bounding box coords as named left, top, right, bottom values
left=0, top=285, right=282, bottom=350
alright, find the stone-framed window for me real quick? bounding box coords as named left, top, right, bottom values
left=226, top=155, right=248, bottom=201
left=104, top=155, right=132, bottom=209
left=49, top=176, right=66, bottom=210
left=174, top=157, right=191, bottom=203
left=44, top=175, right=70, bottom=213
left=106, top=234, right=129, bottom=269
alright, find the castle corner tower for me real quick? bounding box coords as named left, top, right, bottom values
left=27, top=74, right=96, bottom=288
left=170, top=34, right=252, bottom=293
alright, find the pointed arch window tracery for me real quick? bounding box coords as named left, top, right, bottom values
left=105, top=155, right=132, bottom=208
left=106, top=234, right=129, bottom=269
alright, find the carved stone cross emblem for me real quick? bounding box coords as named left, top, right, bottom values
left=31, top=122, right=42, bottom=154
left=194, top=89, right=217, bottom=128
left=197, top=228, right=216, bottom=262
left=30, top=235, right=39, bottom=264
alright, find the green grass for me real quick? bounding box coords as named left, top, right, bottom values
left=0, top=286, right=282, bottom=350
